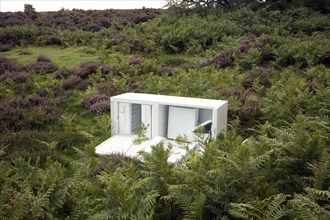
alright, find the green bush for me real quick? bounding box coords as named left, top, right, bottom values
left=284, top=7, right=330, bottom=35
left=135, top=13, right=241, bottom=54
left=0, top=25, right=39, bottom=46
left=0, top=130, right=90, bottom=160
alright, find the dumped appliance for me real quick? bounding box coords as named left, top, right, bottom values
left=95, top=93, right=228, bottom=162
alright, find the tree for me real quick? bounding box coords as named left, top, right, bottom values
left=24, top=4, right=35, bottom=13
left=167, top=0, right=258, bottom=9
left=24, top=4, right=37, bottom=20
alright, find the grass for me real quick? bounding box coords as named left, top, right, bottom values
left=1, top=46, right=99, bottom=68
left=1, top=45, right=204, bottom=70
left=0, top=46, right=133, bottom=69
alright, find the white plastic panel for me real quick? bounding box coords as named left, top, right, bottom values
left=167, top=106, right=199, bottom=139
left=211, top=102, right=228, bottom=138
left=198, top=108, right=212, bottom=123
left=141, top=104, right=152, bottom=138
left=118, top=102, right=131, bottom=135
left=110, top=99, right=117, bottom=135
left=217, top=102, right=228, bottom=133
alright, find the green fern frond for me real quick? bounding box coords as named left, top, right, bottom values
left=266, top=194, right=288, bottom=220
left=168, top=184, right=206, bottom=219
left=88, top=210, right=112, bottom=220
left=138, top=190, right=159, bottom=216
left=288, top=193, right=329, bottom=219
left=273, top=128, right=296, bottom=141
left=229, top=193, right=289, bottom=220
left=249, top=149, right=275, bottom=169
left=8, top=192, right=27, bottom=220
left=229, top=203, right=263, bottom=219
left=34, top=139, right=58, bottom=150
left=258, top=135, right=283, bottom=147
left=305, top=187, right=330, bottom=201
left=307, top=151, right=330, bottom=189
left=131, top=177, right=154, bottom=191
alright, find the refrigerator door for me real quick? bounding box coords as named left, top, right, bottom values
left=167, top=106, right=198, bottom=139
left=118, top=102, right=131, bottom=135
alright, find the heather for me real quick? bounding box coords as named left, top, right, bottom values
left=0, top=2, right=329, bottom=219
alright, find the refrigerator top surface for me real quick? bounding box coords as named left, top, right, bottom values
left=111, top=93, right=227, bottom=109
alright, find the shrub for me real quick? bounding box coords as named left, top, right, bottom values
left=92, top=157, right=113, bottom=175
left=128, top=57, right=143, bottom=65
left=262, top=75, right=328, bottom=126
left=100, top=64, right=113, bottom=75
left=97, top=81, right=117, bottom=96
left=210, top=49, right=234, bottom=68
left=76, top=79, right=93, bottom=90
left=63, top=75, right=81, bottom=89
left=235, top=33, right=256, bottom=59
left=281, top=56, right=308, bottom=69
left=35, top=35, right=48, bottom=46
left=81, top=93, right=109, bottom=109
left=8, top=95, right=28, bottom=108
left=199, top=59, right=210, bottom=67
left=241, top=68, right=272, bottom=90
left=314, top=44, right=330, bottom=67
left=45, top=36, right=62, bottom=45
left=0, top=9, right=162, bottom=31
left=126, top=75, right=142, bottom=90
left=48, top=84, right=66, bottom=100
left=0, top=131, right=90, bottom=160
left=0, top=71, right=33, bottom=83
left=276, top=54, right=295, bottom=67
left=217, top=86, right=263, bottom=123
left=255, top=35, right=270, bottom=51
left=0, top=56, right=23, bottom=74
left=129, top=39, right=146, bottom=53
left=75, top=62, right=101, bottom=79
left=111, top=64, right=122, bottom=76
left=158, top=66, right=175, bottom=75
left=125, top=59, right=159, bottom=75
left=181, top=62, right=195, bottom=70
left=315, top=53, right=330, bottom=67
left=90, top=100, right=110, bottom=115
left=235, top=34, right=274, bottom=69
left=27, top=93, right=44, bottom=106
left=259, top=45, right=276, bottom=66
left=54, top=68, right=73, bottom=79
left=79, top=61, right=101, bottom=70
left=238, top=47, right=262, bottom=71
left=81, top=93, right=110, bottom=115
left=25, top=62, right=58, bottom=73
left=230, top=90, right=263, bottom=123
left=0, top=100, right=27, bottom=132
left=284, top=8, right=329, bottom=35
left=33, top=84, right=59, bottom=98
left=37, top=55, right=51, bottom=62
left=0, top=25, right=38, bottom=47
left=0, top=95, right=59, bottom=132
left=236, top=43, right=250, bottom=59
left=274, top=35, right=329, bottom=69
left=25, top=94, right=61, bottom=124
left=164, top=57, right=188, bottom=66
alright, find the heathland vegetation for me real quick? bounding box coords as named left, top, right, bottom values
left=0, top=1, right=329, bottom=219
